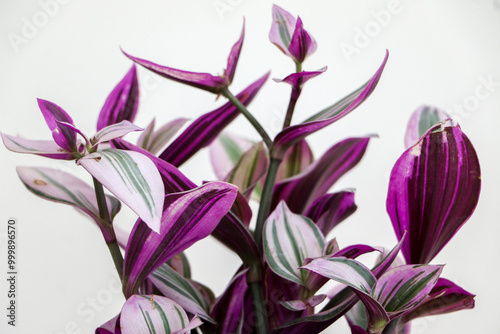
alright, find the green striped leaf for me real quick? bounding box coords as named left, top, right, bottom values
left=120, top=295, right=202, bottom=334
left=92, top=120, right=143, bottom=147
left=263, top=201, right=325, bottom=287
left=16, top=166, right=120, bottom=241
left=210, top=133, right=254, bottom=180
left=149, top=264, right=214, bottom=323
left=137, top=118, right=189, bottom=155
left=78, top=149, right=164, bottom=233
left=225, top=141, right=269, bottom=199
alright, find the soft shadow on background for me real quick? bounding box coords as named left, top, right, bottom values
left=0, top=0, right=499, bottom=333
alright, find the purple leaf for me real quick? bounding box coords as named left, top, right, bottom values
left=37, top=98, right=77, bottom=152
left=137, top=118, right=189, bottom=155
left=272, top=137, right=372, bottom=214
left=112, top=138, right=261, bottom=268
left=275, top=139, right=314, bottom=183
left=273, top=68, right=326, bottom=88
left=210, top=269, right=248, bottom=334
left=159, top=72, right=269, bottom=167
left=225, top=141, right=269, bottom=199
left=263, top=201, right=325, bottom=287
left=271, top=51, right=388, bottom=159
left=288, top=16, right=317, bottom=63
left=224, top=20, right=245, bottom=84
left=1, top=134, right=74, bottom=160
left=230, top=191, right=253, bottom=227
left=387, top=121, right=481, bottom=264
left=280, top=294, right=327, bottom=312
left=333, top=244, right=382, bottom=260
left=402, top=278, right=475, bottom=323
left=97, top=65, right=139, bottom=131
left=120, top=295, right=202, bottom=334
left=305, top=190, right=358, bottom=236
left=92, top=120, right=143, bottom=147
left=404, top=105, right=450, bottom=149
left=16, top=166, right=120, bottom=242
left=96, top=315, right=121, bottom=334
left=123, top=182, right=237, bottom=297
left=372, top=264, right=443, bottom=315
left=77, top=149, right=164, bottom=233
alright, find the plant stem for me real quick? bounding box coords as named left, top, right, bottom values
left=248, top=281, right=270, bottom=334
left=222, top=88, right=273, bottom=150
left=254, top=157, right=281, bottom=249
left=282, top=84, right=302, bottom=130
left=93, top=177, right=124, bottom=283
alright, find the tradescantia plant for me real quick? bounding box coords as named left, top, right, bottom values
left=1, top=5, right=480, bottom=334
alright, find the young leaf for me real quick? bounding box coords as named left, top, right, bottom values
left=92, top=120, right=143, bottom=147
left=77, top=149, right=164, bottom=233
left=210, top=133, right=254, bottom=180
left=123, top=182, right=237, bottom=297
left=404, top=105, right=450, bottom=149
left=280, top=294, right=327, bottom=312
left=387, top=121, right=481, bottom=264
left=37, top=98, right=78, bottom=152
left=272, top=137, right=372, bottom=214
left=137, top=118, right=189, bottom=155
left=158, top=72, right=269, bottom=167
left=263, top=201, right=325, bottom=287
left=275, top=139, right=314, bottom=183
left=271, top=51, right=388, bottom=159
left=149, top=263, right=214, bottom=323
left=120, top=295, right=202, bottom=334
left=97, top=65, right=139, bottom=131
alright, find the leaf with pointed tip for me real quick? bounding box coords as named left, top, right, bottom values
left=1, top=134, right=74, bottom=160
left=123, top=182, right=237, bottom=298
left=149, top=263, right=214, bottom=323
left=269, top=4, right=296, bottom=56
left=263, top=201, right=325, bottom=288
left=281, top=294, right=326, bottom=312
left=401, top=278, right=475, bottom=324
left=166, top=253, right=191, bottom=279
left=97, top=65, right=139, bottom=131
left=137, top=118, right=189, bottom=155
left=272, top=137, right=372, bottom=214
left=271, top=51, right=388, bottom=159
left=16, top=166, right=121, bottom=241
left=120, top=295, right=201, bottom=334
left=112, top=138, right=261, bottom=268
left=210, top=133, right=254, bottom=180
left=305, top=190, right=357, bottom=236
left=92, top=120, right=143, bottom=147
left=404, top=105, right=450, bottom=149
left=224, top=20, right=245, bottom=84
left=333, top=245, right=382, bottom=260
left=275, top=139, right=314, bottom=183
left=273, top=68, right=326, bottom=88
left=37, top=98, right=77, bottom=152
left=225, top=141, right=269, bottom=199
left=387, top=121, right=481, bottom=264
left=159, top=72, right=269, bottom=167
left=77, top=149, right=164, bottom=233
left=288, top=16, right=317, bottom=63
left=96, top=315, right=120, bottom=334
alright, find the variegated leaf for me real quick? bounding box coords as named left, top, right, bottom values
left=123, top=182, right=237, bottom=298
left=1, top=134, right=74, bottom=160
left=149, top=263, right=214, bottom=323
left=137, top=118, right=189, bottom=155
left=275, top=139, right=314, bottom=183
left=404, top=105, right=450, bottom=149
left=16, top=166, right=120, bottom=242
left=280, top=294, right=326, bottom=312
left=77, top=149, right=164, bottom=233
left=120, top=295, right=202, bottom=334
left=210, top=133, right=254, bottom=180
left=37, top=98, right=77, bottom=152
left=92, top=120, right=143, bottom=147
left=263, top=201, right=325, bottom=287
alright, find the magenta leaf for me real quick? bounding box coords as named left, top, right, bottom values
left=402, top=278, right=475, bottom=323
left=280, top=294, right=327, bottom=312
left=224, top=20, right=245, bottom=84
left=288, top=16, right=317, bottom=63
left=404, top=105, right=450, bottom=149
left=305, top=190, right=358, bottom=236
left=387, top=121, right=481, bottom=264
left=123, top=182, right=237, bottom=297
left=159, top=72, right=269, bottom=167
left=275, top=139, right=314, bottom=183
left=272, top=136, right=372, bottom=214
left=37, top=98, right=78, bottom=152
left=1, top=134, right=74, bottom=160
left=273, top=67, right=326, bottom=88
left=78, top=149, right=164, bottom=233
left=97, top=65, right=139, bottom=131
left=271, top=51, right=388, bottom=159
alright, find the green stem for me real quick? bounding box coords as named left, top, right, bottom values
left=248, top=281, right=270, bottom=334
left=254, top=157, right=281, bottom=250
left=282, top=85, right=302, bottom=130
left=222, top=88, right=273, bottom=150
left=93, top=177, right=124, bottom=283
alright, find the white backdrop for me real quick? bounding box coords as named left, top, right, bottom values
left=1, top=0, right=499, bottom=333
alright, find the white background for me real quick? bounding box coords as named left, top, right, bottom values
left=1, top=0, right=499, bottom=333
